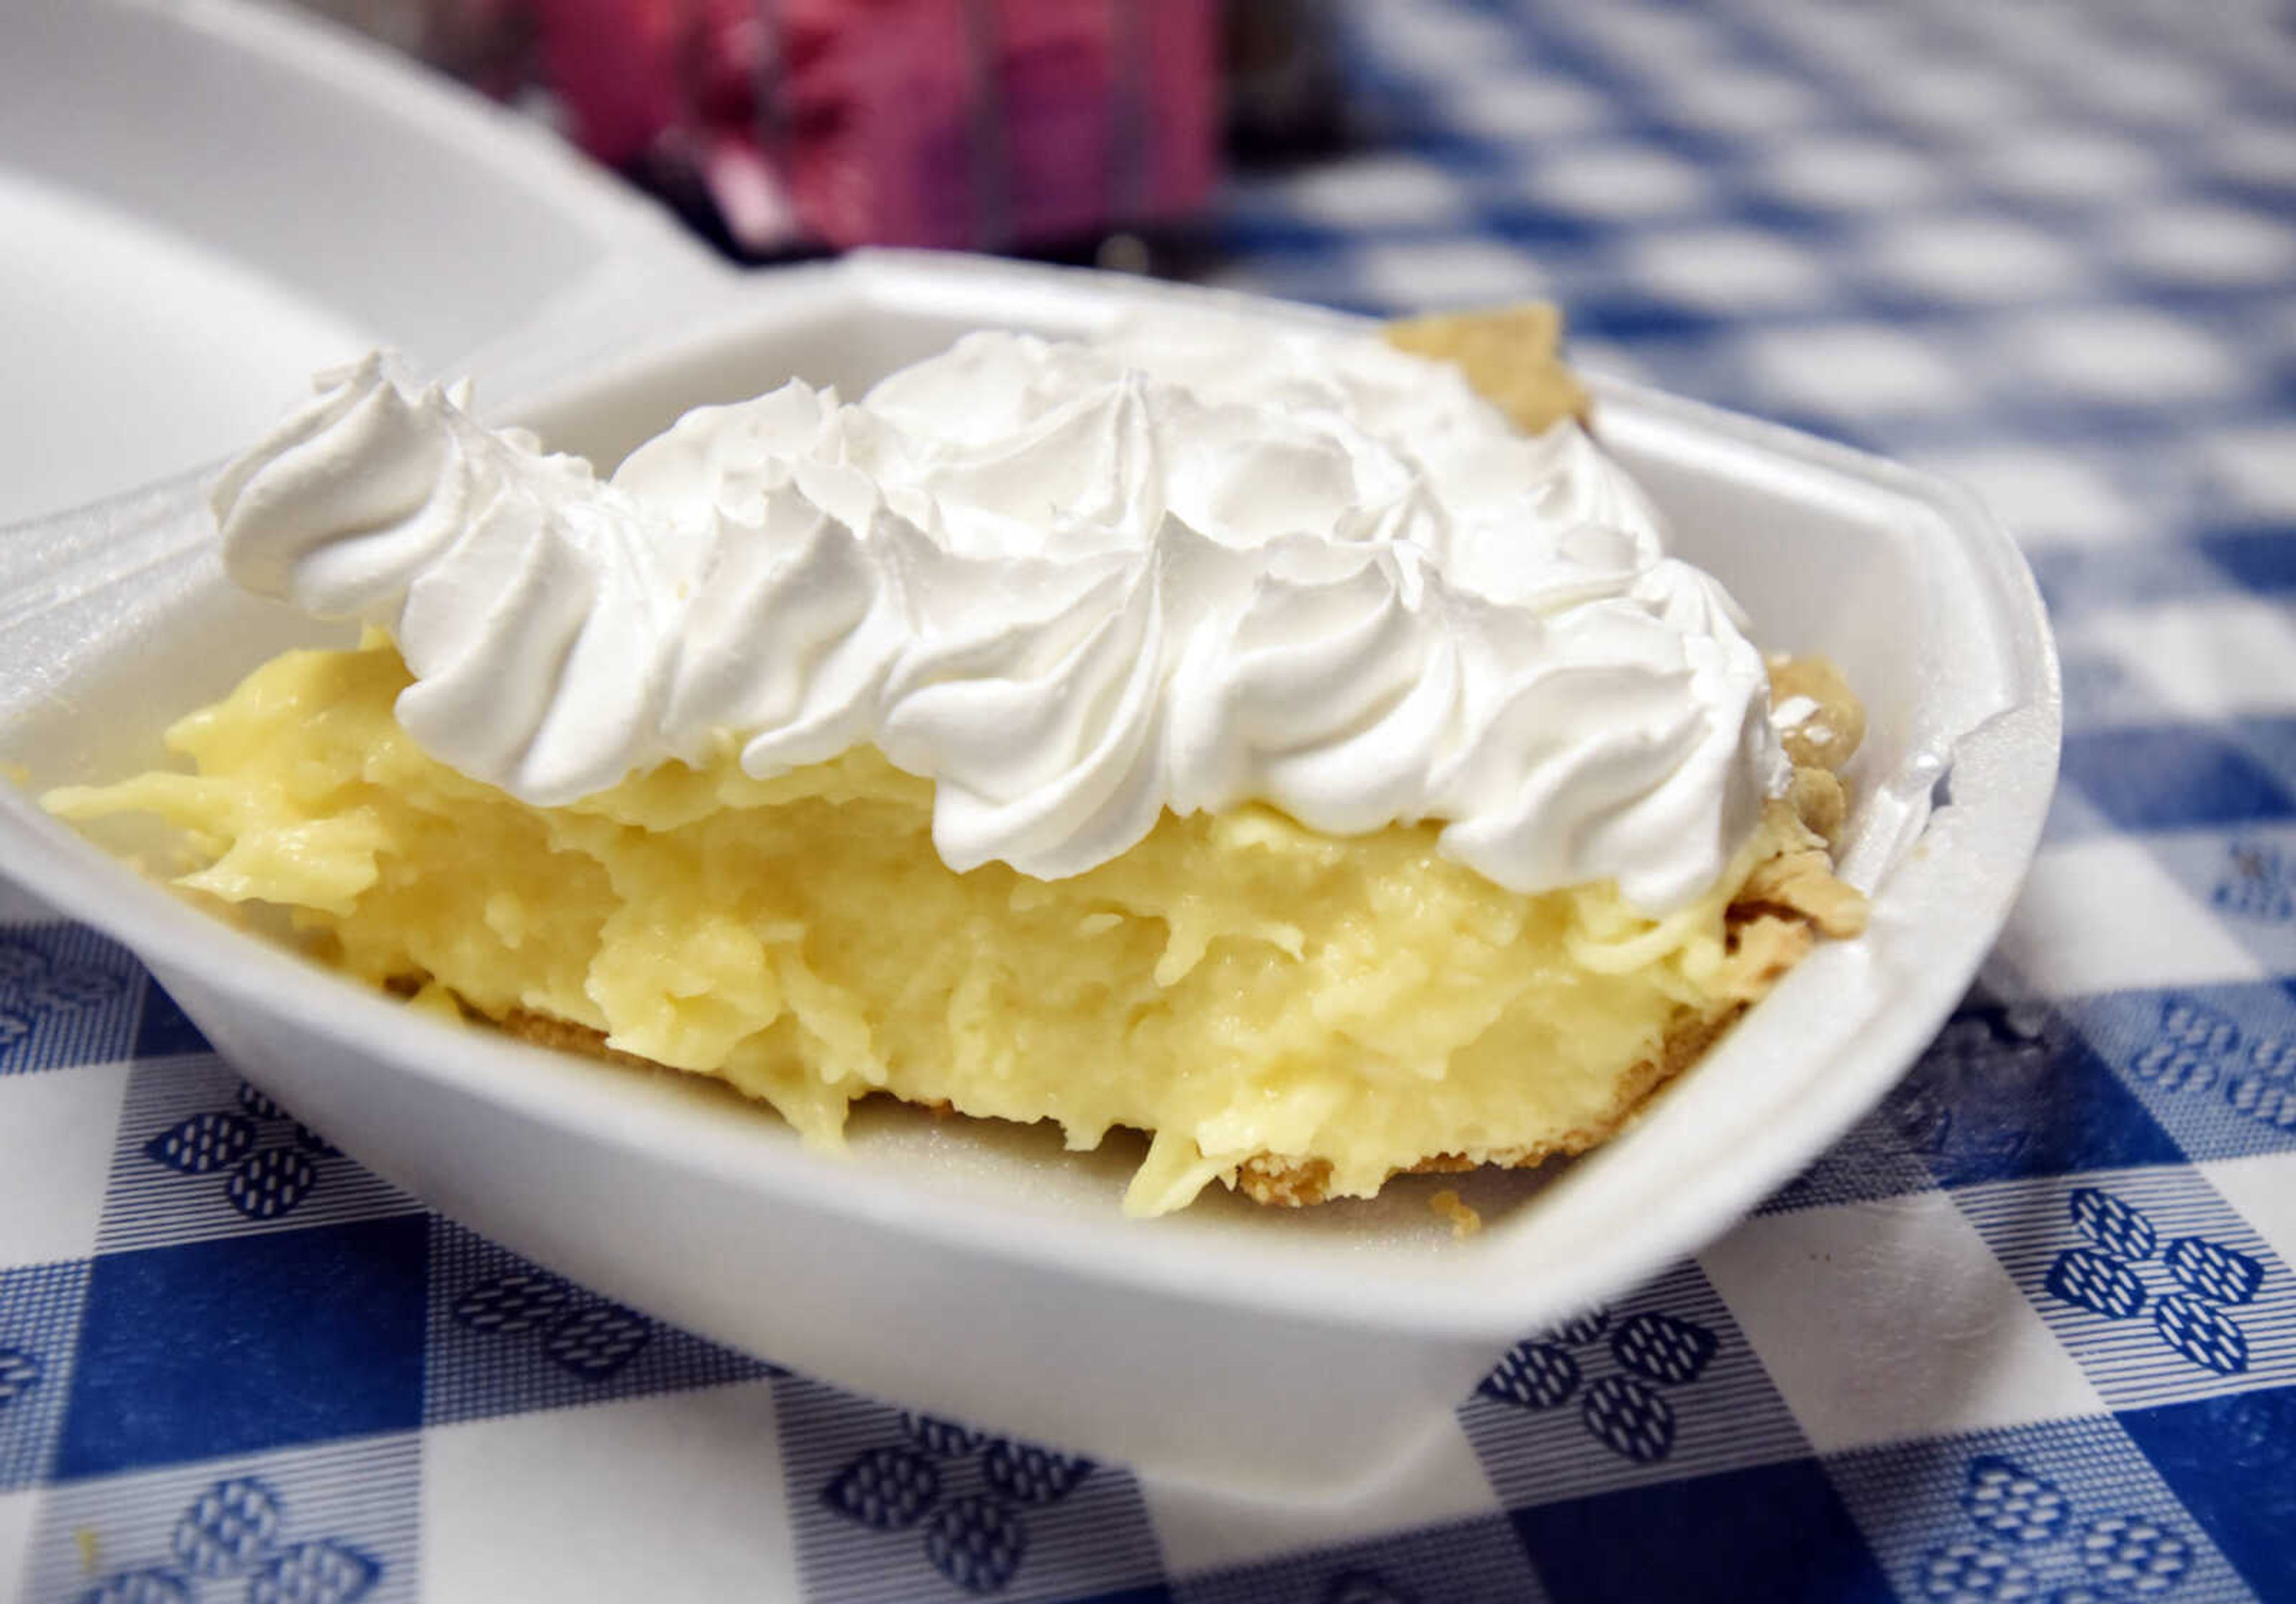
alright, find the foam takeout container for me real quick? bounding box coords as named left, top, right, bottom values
left=0, top=254, right=2059, bottom=1496
left=2, top=0, right=740, bottom=527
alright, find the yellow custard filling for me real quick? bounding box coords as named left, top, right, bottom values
left=47, top=634, right=1849, bottom=1214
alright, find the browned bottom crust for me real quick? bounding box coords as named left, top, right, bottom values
left=1230, top=1001, right=1741, bottom=1206
left=499, top=1004, right=661, bottom=1072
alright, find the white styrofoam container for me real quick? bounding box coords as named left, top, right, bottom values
left=0, top=0, right=738, bottom=525
left=0, top=255, right=2059, bottom=1497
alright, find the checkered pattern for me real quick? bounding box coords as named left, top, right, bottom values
left=7, top=0, right=2295, bottom=1597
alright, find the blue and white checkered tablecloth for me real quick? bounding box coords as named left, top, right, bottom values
left=6, top=0, right=2296, bottom=1597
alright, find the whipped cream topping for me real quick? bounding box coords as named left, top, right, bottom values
left=213, top=313, right=1788, bottom=911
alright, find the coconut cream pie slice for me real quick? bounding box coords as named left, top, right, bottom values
left=49, top=305, right=1865, bottom=1215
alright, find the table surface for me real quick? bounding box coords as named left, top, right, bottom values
left=7, top=1, right=2296, bottom=1599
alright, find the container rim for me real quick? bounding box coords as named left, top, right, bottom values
left=0, top=255, right=2062, bottom=1338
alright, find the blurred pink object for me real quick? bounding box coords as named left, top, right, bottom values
left=452, top=0, right=1219, bottom=253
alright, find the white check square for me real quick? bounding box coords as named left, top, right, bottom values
left=1873, top=63, right=2030, bottom=131
left=2060, top=48, right=2221, bottom=127
left=1863, top=215, right=2091, bottom=304
left=2116, top=203, right=2296, bottom=288
left=2206, top=123, right=2296, bottom=190
left=1273, top=157, right=1473, bottom=231
left=2006, top=307, right=2243, bottom=405
left=1979, top=128, right=2165, bottom=203
left=2202, top=422, right=2296, bottom=519
left=2087, top=597, right=2296, bottom=721
left=1910, top=445, right=2141, bottom=547
left=1739, top=323, right=1970, bottom=416
left=1573, top=3, right=1723, bottom=57
left=1660, top=68, right=1827, bottom=135
left=1349, top=238, right=1552, bottom=312
left=0, top=1061, right=130, bottom=1270
left=1535, top=144, right=1709, bottom=221
left=423, top=1381, right=796, bottom=1604
left=1352, top=1, right=1522, bottom=85
left=1999, top=838, right=2266, bottom=998
left=1761, top=137, right=1945, bottom=212
left=0, top=1487, right=35, bottom=1595
left=1141, top=1414, right=1497, bottom=1578
left=1625, top=227, right=1827, bottom=310
left=1447, top=73, right=1613, bottom=142
left=1702, top=1193, right=2106, bottom=1453
left=2198, top=1152, right=2296, bottom=1275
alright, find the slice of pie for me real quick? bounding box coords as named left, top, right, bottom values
left=48, top=304, right=1866, bottom=1215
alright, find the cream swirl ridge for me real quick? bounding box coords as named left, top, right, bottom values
left=214, top=316, right=1787, bottom=911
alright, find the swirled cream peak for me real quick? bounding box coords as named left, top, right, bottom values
left=213, top=316, right=1787, bottom=910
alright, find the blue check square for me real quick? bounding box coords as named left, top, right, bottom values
left=1509, top=1457, right=1891, bottom=1603
left=1884, top=994, right=2187, bottom=1187
left=2120, top=1384, right=2296, bottom=1602
left=2197, top=525, right=2296, bottom=595
left=2231, top=717, right=2296, bottom=804
left=2061, top=726, right=2296, bottom=833
left=55, top=1214, right=429, bottom=1480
